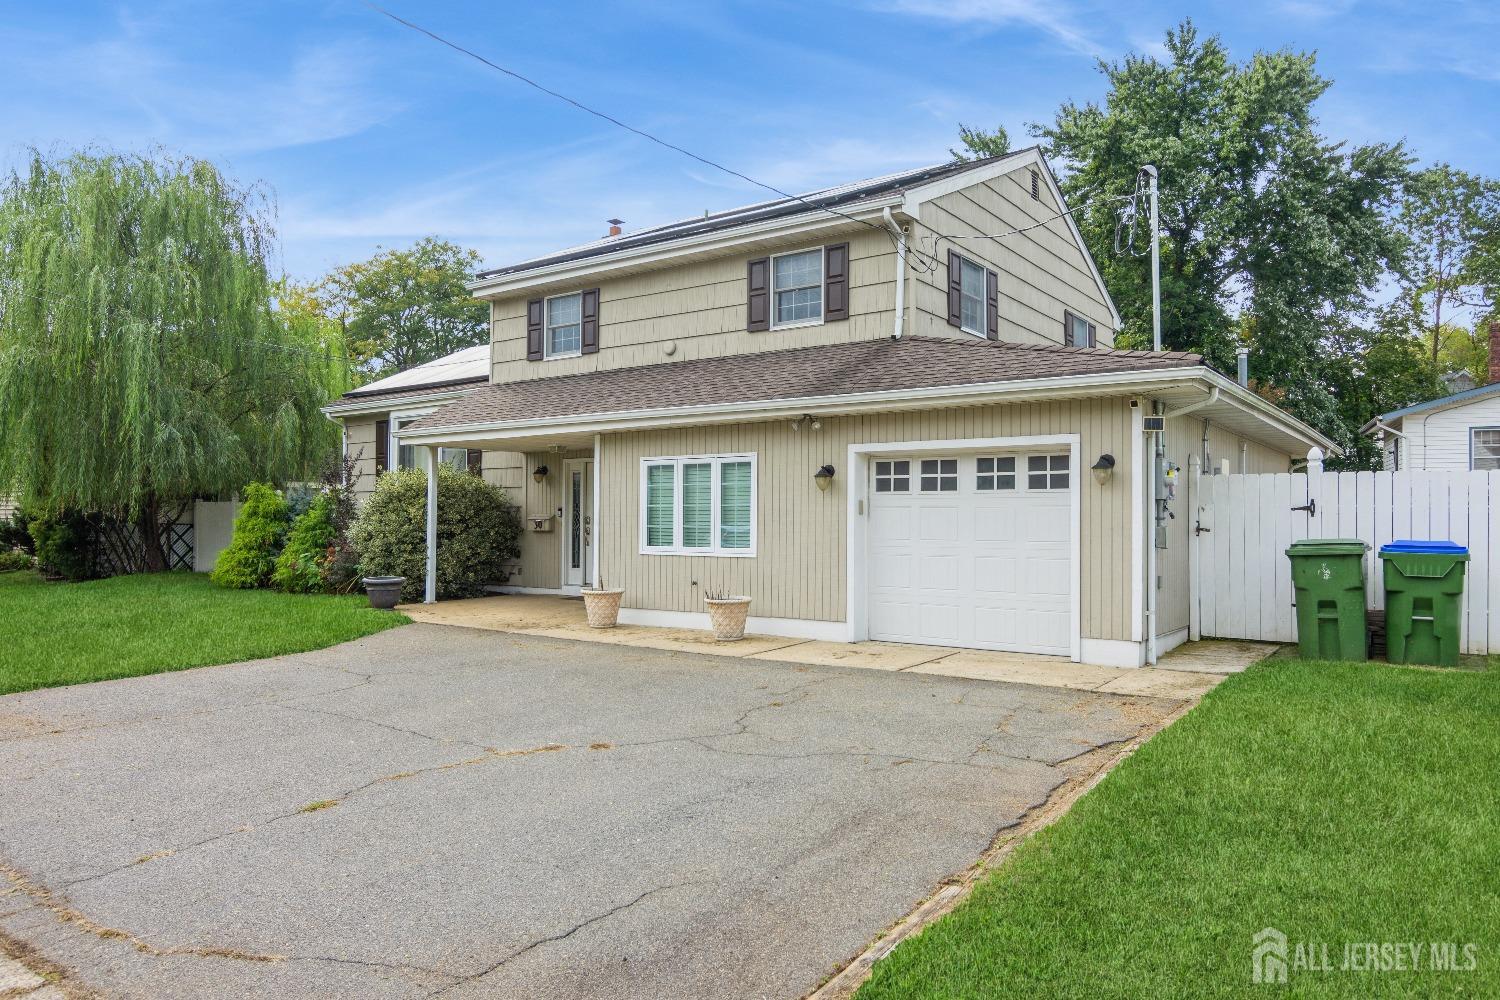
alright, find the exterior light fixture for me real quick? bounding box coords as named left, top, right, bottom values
left=532, top=465, right=549, bottom=484
left=1091, top=454, right=1116, bottom=485
left=814, top=464, right=836, bottom=491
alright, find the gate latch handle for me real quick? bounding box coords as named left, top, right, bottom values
left=1291, top=499, right=1317, bottom=516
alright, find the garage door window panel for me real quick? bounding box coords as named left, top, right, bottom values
left=920, top=459, right=958, bottom=492
left=874, top=460, right=911, bottom=493
left=976, top=456, right=1016, bottom=491
left=1027, top=454, right=1069, bottom=490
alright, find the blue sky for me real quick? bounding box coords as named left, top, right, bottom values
left=3, top=1, right=1496, bottom=281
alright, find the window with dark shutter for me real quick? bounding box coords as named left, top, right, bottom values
left=946, top=250, right=963, bottom=327
left=467, top=449, right=483, bottom=476
left=374, top=419, right=388, bottom=474
left=823, top=242, right=849, bottom=321
left=1064, top=311, right=1097, bottom=348
left=985, top=268, right=999, bottom=340
left=580, top=288, right=600, bottom=354
left=746, top=257, right=770, bottom=331
left=526, top=298, right=544, bottom=360
left=1063, top=311, right=1075, bottom=347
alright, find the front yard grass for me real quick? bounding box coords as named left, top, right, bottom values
left=1, top=570, right=406, bottom=695
left=857, top=655, right=1499, bottom=999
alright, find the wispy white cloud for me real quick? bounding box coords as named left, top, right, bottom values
left=872, top=0, right=1103, bottom=57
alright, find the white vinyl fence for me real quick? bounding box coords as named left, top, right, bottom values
left=1190, top=454, right=1499, bottom=654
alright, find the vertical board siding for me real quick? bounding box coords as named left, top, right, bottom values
left=599, top=397, right=1136, bottom=640
left=1194, top=467, right=1498, bottom=653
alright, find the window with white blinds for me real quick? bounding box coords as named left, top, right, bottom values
left=640, top=454, right=757, bottom=556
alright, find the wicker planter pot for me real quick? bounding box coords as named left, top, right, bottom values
left=581, top=588, right=625, bottom=628
left=362, top=576, right=406, bottom=610
left=705, top=596, right=752, bottom=641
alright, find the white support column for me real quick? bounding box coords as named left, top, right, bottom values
left=424, top=446, right=438, bottom=604
left=591, top=433, right=602, bottom=589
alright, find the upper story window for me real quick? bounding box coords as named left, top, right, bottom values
left=546, top=293, right=583, bottom=358
left=1064, top=310, right=1097, bottom=347
left=772, top=249, right=823, bottom=327
left=1473, top=428, right=1500, bottom=471
left=958, top=257, right=986, bottom=337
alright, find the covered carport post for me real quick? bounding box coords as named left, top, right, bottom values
left=425, top=446, right=438, bottom=604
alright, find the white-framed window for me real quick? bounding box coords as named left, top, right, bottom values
left=874, top=459, right=911, bottom=493
left=438, top=448, right=469, bottom=472
left=919, top=458, right=958, bottom=492
left=640, top=454, right=757, bottom=556
left=545, top=292, right=583, bottom=358
left=976, top=456, right=1017, bottom=491
left=771, top=248, right=823, bottom=328
left=1065, top=311, right=1097, bottom=348
left=1027, top=453, right=1070, bottom=490
left=1473, top=427, right=1500, bottom=471
left=958, top=256, right=986, bottom=337
left=390, top=409, right=467, bottom=472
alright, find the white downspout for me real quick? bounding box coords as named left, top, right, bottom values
left=424, top=446, right=438, bottom=604
left=883, top=207, right=906, bottom=340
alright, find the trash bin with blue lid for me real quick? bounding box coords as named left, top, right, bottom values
left=1286, top=539, right=1369, bottom=661
left=1378, top=540, right=1469, bottom=666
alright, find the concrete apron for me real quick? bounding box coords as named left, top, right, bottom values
left=398, top=596, right=1280, bottom=700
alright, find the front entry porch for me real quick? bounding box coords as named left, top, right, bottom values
left=397, top=594, right=1277, bottom=699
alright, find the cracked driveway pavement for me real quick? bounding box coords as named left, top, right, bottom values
left=0, top=625, right=1184, bottom=999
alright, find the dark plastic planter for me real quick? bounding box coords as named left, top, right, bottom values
left=362, top=576, right=406, bottom=610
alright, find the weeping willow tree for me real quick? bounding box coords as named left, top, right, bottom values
left=0, top=151, right=346, bottom=570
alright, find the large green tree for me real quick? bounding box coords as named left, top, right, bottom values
left=318, top=236, right=488, bottom=380
left=0, top=151, right=344, bottom=570
left=1029, top=20, right=1410, bottom=444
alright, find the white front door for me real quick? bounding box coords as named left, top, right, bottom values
left=563, top=459, right=593, bottom=589
left=866, top=451, right=1074, bottom=654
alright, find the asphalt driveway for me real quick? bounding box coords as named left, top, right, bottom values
left=0, top=625, right=1183, bottom=999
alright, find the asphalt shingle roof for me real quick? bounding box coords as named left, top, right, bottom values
left=404, top=336, right=1204, bottom=433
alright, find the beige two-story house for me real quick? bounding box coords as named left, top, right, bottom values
left=324, top=148, right=1332, bottom=667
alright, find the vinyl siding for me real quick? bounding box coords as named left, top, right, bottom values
left=597, top=397, right=1138, bottom=641
left=911, top=166, right=1116, bottom=348
left=1154, top=415, right=1298, bottom=636
left=489, top=227, right=897, bottom=384
left=1398, top=394, right=1500, bottom=470
left=345, top=417, right=380, bottom=501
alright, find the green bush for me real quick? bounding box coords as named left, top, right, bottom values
left=0, top=508, right=34, bottom=554
left=210, top=483, right=291, bottom=588
left=30, top=511, right=94, bottom=581
left=0, top=550, right=34, bottom=573
left=271, top=493, right=337, bottom=593
left=350, top=466, right=521, bottom=602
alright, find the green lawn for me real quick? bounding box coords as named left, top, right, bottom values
left=857, top=656, right=1499, bottom=999
left=0, top=570, right=407, bottom=695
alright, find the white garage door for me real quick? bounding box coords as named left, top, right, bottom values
left=867, top=451, right=1074, bottom=655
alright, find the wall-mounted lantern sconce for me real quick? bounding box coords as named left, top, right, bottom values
left=532, top=464, right=549, bottom=484
left=814, top=464, right=836, bottom=491
left=1091, top=454, right=1116, bottom=486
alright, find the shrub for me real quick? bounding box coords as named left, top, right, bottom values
left=271, top=493, right=337, bottom=593
left=29, top=510, right=94, bottom=581
left=210, top=483, right=291, bottom=588
left=350, top=466, right=521, bottom=602
left=0, top=508, right=34, bottom=554
left=0, top=550, right=34, bottom=573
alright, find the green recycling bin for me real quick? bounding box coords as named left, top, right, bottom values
left=1378, top=540, right=1469, bottom=667
left=1286, top=539, right=1369, bottom=661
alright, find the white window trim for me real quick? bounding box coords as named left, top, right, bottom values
left=954, top=253, right=987, bottom=339
left=639, top=453, right=758, bottom=557
left=544, top=291, right=584, bottom=361
left=769, top=246, right=824, bottom=331
left=389, top=407, right=436, bottom=471
left=1472, top=425, right=1500, bottom=471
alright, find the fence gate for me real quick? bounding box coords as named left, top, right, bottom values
left=1190, top=453, right=1499, bottom=655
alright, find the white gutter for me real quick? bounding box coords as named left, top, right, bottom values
left=321, top=386, right=477, bottom=420
left=1163, top=386, right=1219, bottom=419
left=882, top=207, right=906, bottom=340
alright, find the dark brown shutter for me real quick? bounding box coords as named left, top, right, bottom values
left=374, top=419, right=389, bottom=474
left=946, top=250, right=963, bottom=328
left=466, top=449, right=483, bottom=476
left=985, top=268, right=999, bottom=340
left=1063, top=311, right=1075, bottom=347
left=1087, top=322, right=1097, bottom=348
left=580, top=288, right=600, bottom=354
left=526, top=298, right=544, bottom=360
left=824, top=242, right=850, bottom=322
left=746, top=258, right=770, bottom=331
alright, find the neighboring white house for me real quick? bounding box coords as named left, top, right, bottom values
left=1362, top=339, right=1500, bottom=472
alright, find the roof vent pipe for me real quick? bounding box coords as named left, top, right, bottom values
left=1236, top=346, right=1250, bottom=388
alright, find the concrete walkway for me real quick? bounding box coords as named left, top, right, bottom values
left=399, top=596, right=1280, bottom=701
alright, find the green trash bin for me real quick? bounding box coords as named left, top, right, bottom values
left=1378, top=540, right=1469, bottom=667
left=1286, top=539, right=1369, bottom=661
